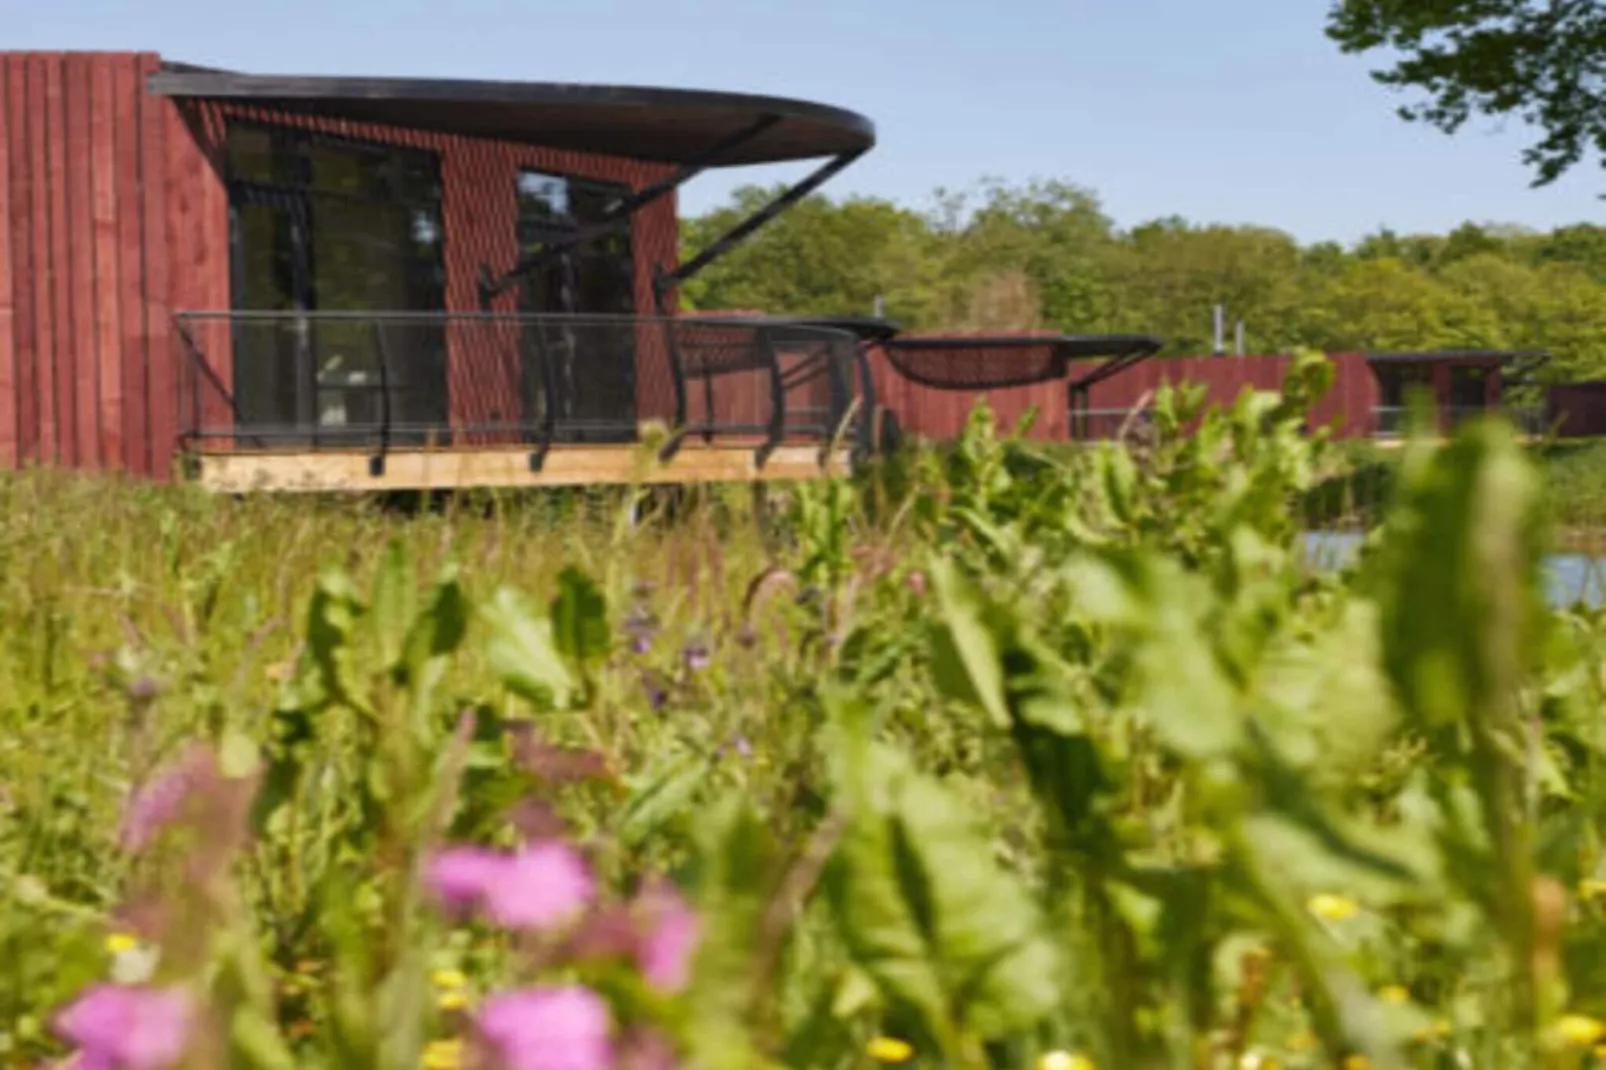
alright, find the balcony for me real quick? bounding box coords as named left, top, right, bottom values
left=173, top=311, right=872, bottom=492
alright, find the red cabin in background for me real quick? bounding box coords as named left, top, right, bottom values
left=0, top=51, right=877, bottom=490
left=0, top=51, right=1576, bottom=492
left=867, top=346, right=1549, bottom=443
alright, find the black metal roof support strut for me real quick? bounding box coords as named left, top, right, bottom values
left=652, top=147, right=868, bottom=308
left=1066, top=347, right=1161, bottom=440
left=478, top=114, right=783, bottom=305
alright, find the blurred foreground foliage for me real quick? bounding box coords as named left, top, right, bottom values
left=4, top=363, right=1606, bottom=1069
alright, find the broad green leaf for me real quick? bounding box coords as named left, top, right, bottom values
left=398, top=568, right=468, bottom=724
left=1375, top=419, right=1546, bottom=730
left=927, top=559, right=1009, bottom=728
left=619, top=756, right=710, bottom=848
left=551, top=566, right=610, bottom=664
left=371, top=539, right=415, bottom=672
left=824, top=741, right=1061, bottom=1043
left=479, top=586, right=574, bottom=709
left=686, top=795, right=781, bottom=1015
left=280, top=568, right=370, bottom=716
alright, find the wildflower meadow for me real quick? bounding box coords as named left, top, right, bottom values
left=5, top=352, right=1606, bottom=1070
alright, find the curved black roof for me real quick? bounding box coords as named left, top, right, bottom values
left=146, top=63, right=875, bottom=166
left=1365, top=349, right=1550, bottom=365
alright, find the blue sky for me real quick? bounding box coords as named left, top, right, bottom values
left=13, top=0, right=1600, bottom=244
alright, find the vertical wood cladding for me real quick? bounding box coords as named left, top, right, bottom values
left=0, top=51, right=682, bottom=478
left=869, top=346, right=1392, bottom=442
left=0, top=51, right=1502, bottom=478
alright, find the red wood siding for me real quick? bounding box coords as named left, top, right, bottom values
left=1547, top=382, right=1606, bottom=438
left=869, top=346, right=1393, bottom=442
left=0, top=50, right=684, bottom=478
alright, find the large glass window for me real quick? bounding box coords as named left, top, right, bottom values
left=226, top=123, right=448, bottom=446
left=515, top=170, right=638, bottom=442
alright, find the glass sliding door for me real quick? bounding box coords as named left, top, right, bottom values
left=516, top=169, right=638, bottom=443
left=225, top=123, right=448, bottom=447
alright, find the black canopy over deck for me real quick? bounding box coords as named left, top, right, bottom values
left=883, top=333, right=1164, bottom=390
left=146, top=65, right=874, bottom=164
left=146, top=63, right=876, bottom=308
left=880, top=333, right=1164, bottom=443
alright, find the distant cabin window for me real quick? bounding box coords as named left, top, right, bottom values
left=223, top=123, right=448, bottom=445
left=513, top=170, right=639, bottom=443
left=515, top=170, right=636, bottom=315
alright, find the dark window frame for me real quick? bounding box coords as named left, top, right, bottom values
left=222, top=119, right=451, bottom=446
left=514, top=167, right=640, bottom=443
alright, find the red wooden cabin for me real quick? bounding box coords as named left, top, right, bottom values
left=869, top=347, right=1550, bottom=443
left=0, top=52, right=880, bottom=490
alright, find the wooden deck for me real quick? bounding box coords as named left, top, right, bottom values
left=189, top=442, right=854, bottom=493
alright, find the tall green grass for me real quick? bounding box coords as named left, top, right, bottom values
left=5, top=365, right=1606, bottom=1070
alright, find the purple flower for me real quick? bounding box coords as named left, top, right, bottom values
left=54, top=984, right=194, bottom=1070
left=426, top=842, right=594, bottom=932
left=681, top=642, right=711, bottom=673
left=117, top=747, right=213, bottom=854
left=474, top=986, right=613, bottom=1070
left=634, top=884, right=701, bottom=994
left=641, top=673, right=669, bottom=712
left=623, top=607, right=657, bottom=655
left=734, top=736, right=752, bottom=759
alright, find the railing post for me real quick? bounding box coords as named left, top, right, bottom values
left=369, top=320, right=392, bottom=478
left=756, top=326, right=785, bottom=468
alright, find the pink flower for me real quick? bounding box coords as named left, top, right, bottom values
left=425, top=842, right=594, bottom=932
left=483, top=843, right=595, bottom=930
left=634, top=883, right=701, bottom=993
left=117, top=747, right=214, bottom=853
left=426, top=847, right=506, bottom=915
left=54, top=984, right=194, bottom=1070
left=474, top=986, right=613, bottom=1070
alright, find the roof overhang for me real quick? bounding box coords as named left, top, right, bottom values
left=145, top=63, right=875, bottom=166
left=1365, top=349, right=1551, bottom=366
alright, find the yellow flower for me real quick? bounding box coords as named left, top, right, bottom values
left=423, top=1039, right=463, bottom=1070
left=1378, top=985, right=1410, bottom=1005
left=1342, top=1056, right=1371, bottom=1070
left=431, top=968, right=468, bottom=990
left=104, top=933, right=139, bottom=956
left=1555, top=1014, right=1606, bottom=1047
left=1037, top=1051, right=1095, bottom=1070
left=1285, top=1030, right=1317, bottom=1053
left=1580, top=880, right=1606, bottom=902
left=1239, top=1053, right=1279, bottom=1070
left=437, top=990, right=470, bottom=1012
left=1306, top=893, right=1360, bottom=921
left=866, top=1037, right=914, bottom=1064
left=1413, top=1019, right=1451, bottom=1042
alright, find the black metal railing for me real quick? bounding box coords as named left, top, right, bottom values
left=174, top=311, right=871, bottom=471
left=1370, top=404, right=1552, bottom=438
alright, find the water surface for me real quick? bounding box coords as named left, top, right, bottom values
left=1302, top=531, right=1606, bottom=610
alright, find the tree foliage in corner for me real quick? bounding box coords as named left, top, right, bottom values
left=1326, top=0, right=1606, bottom=188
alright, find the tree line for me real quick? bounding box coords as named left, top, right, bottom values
left=678, top=179, right=1606, bottom=383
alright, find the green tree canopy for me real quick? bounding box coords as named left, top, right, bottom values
left=1326, top=0, right=1606, bottom=188
left=676, top=177, right=1606, bottom=379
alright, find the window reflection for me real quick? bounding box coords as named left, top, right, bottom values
left=515, top=169, right=638, bottom=442
left=224, top=123, right=449, bottom=446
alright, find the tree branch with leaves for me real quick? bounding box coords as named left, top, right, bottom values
left=1326, top=0, right=1606, bottom=188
